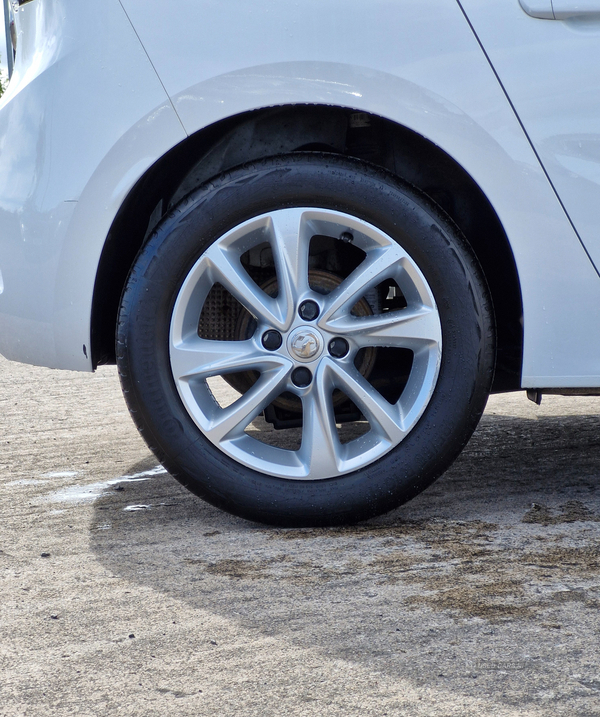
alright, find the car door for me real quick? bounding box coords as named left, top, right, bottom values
left=459, top=0, right=600, bottom=273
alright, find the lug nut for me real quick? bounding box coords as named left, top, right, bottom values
left=298, top=300, right=319, bottom=321
left=328, top=338, right=349, bottom=358
left=291, top=367, right=312, bottom=388
left=262, top=330, right=282, bottom=351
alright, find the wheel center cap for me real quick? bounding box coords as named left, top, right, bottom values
left=287, top=327, right=323, bottom=362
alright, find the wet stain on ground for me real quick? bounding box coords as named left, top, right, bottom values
left=522, top=500, right=600, bottom=525
left=164, top=514, right=600, bottom=626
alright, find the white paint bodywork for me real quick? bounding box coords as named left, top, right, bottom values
left=2, top=0, right=600, bottom=387
left=0, top=0, right=186, bottom=369
left=463, top=1, right=600, bottom=273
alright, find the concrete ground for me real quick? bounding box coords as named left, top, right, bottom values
left=0, top=355, right=599, bottom=716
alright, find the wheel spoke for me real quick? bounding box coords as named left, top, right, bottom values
left=206, top=365, right=291, bottom=442
left=299, top=362, right=340, bottom=477
left=320, top=244, right=404, bottom=323
left=269, top=209, right=311, bottom=324
left=327, top=306, right=442, bottom=350
left=206, top=246, right=284, bottom=328
left=329, top=362, right=406, bottom=444
left=170, top=337, right=275, bottom=381
left=169, top=206, right=445, bottom=481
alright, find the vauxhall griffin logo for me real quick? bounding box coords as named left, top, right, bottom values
left=289, top=329, right=322, bottom=360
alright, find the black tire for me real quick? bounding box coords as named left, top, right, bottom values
left=116, top=153, right=495, bottom=527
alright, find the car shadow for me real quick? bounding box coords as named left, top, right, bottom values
left=88, top=409, right=600, bottom=698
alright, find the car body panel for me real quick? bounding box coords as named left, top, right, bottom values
left=1, top=0, right=600, bottom=386
left=462, top=0, right=600, bottom=275
left=0, top=0, right=186, bottom=369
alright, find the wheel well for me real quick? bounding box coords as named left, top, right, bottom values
left=92, top=105, right=523, bottom=392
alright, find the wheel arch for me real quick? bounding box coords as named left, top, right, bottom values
left=91, top=104, right=523, bottom=392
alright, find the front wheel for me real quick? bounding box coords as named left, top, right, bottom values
left=117, top=154, right=494, bottom=526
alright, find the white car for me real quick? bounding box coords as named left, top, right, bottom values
left=2, top=0, right=600, bottom=526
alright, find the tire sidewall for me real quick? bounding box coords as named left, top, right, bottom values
left=117, top=154, right=494, bottom=526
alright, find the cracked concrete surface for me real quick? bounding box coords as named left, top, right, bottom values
left=1, top=355, right=599, bottom=716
